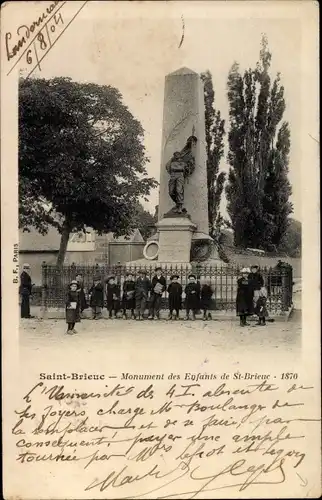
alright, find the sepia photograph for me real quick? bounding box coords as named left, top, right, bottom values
left=17, top=4, right=301, bottom=351
left=1, top=1, right=320, bottom=499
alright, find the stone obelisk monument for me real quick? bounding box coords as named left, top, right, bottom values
left=155, top=67, right=220, bottom=264
left=158, top=67, right=210, bottom=236
left=129, top=67, right=222, bottom=266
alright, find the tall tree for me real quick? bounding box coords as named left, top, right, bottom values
left=263, top=122, right=293, bottom=249
left=200, top=71, right=226, bottom=240
left=19, top=77, right=157, bottom=266
left=226, top=35, right=293, bottom=249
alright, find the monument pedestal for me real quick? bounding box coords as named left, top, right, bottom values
left=156, top=217, right=197, bottom=263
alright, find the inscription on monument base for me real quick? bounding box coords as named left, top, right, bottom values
left=157, top=217, right=196, bottom=262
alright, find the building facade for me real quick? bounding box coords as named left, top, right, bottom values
left=19, top=227, right=145, bottom=284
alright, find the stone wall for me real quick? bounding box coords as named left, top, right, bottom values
left=108, top=242, right=145, bottom=265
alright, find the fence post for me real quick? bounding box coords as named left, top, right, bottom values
left=280, top=263, right=293, bottom=313
left=71, top=262, right=76, bottom=278
left=288, top=265, right=293, bottom=308
left=115, top=261, right=122, bottom=285
left=41, top=261, right=48, bottom=319
left=280, top=267, right=287, bottom=313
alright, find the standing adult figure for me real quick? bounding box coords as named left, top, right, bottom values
left=19, top=263, right=33, bottom=318
left=248, top=265, right=264, bottom=308
left=236, top=268, right=253, bottom=327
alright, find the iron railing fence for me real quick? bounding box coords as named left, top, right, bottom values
left=41, top=262, right=293, bottom=314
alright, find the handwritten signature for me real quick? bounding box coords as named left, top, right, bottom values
left=84, top=456, right=288, bottom=498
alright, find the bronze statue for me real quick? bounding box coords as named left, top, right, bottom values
left=165, top=134, right=197, bottom=214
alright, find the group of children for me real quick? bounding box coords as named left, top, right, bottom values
left=65, top=268, right=214, bottom=334
left=65, top=266, right=269, bottom=334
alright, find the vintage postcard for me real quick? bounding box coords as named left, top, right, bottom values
left=1, top=1, right=320, bottom=498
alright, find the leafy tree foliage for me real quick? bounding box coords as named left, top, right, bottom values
left=278, top=218, right=301, bottom=257
left=226, top=36, right=293, bottom=249
left=19, top=77, right=157, bottom=265
left=200, top=71, right=226, bottom=240
left=133, top=203, right=157, bottom=240
left=19, top=179, right=53, bottom=234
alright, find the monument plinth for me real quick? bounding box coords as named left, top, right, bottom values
left=127, top=66, right=224, bottom=268
left=156, top=217, right=197, bottom=262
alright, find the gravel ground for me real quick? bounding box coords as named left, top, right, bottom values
left=20, top=307, right=301, bottom=368
left=19, top=290, right=302, bottom=377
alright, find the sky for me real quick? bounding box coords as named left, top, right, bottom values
left=20, top=1, right=305, bottom=221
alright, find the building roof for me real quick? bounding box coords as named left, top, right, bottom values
left=113, top=229, right=144, bottom=243
left=19, top=227, right=61, bottom=251
left=19, top=227, right=144, bottom=251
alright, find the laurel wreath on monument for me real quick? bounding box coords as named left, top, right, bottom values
left=190, top=240, right=213, bottom=262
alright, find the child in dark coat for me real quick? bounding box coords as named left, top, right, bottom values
left=65, top=280, right=81, bottom=334
left=167, top=275, right=182, bottom=320
left=236, top=268, right=253, bottom=326
left=89, top=277, right=104, bottom=319
left=201, top=280, right=213, bottom=320
left=254, top=286, right=269, bottom=325
left=184, top=274, right=200, bottom=320
left=105, top=276, right=120, bottom=319
left=148, top=267, right=166, bottom=320
left=122, top=273, right=136, bottom=319
left=248, top=265, right=264, bottom=308
left=135, top=270, right=151, bottom=320
left=75, top=274, right=88, bottom=314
